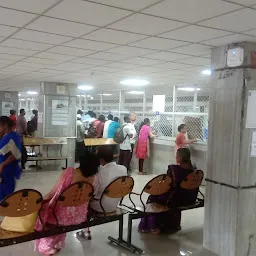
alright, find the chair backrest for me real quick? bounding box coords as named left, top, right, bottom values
left=55, top=182, right=94, bottom=207
left=103, top=176, right=134, bottom=199
left=180, top=170, right=204, bottom=190
left=0, top=189, right=43, bottom=217
left=143, top=174, right=172, bottom=196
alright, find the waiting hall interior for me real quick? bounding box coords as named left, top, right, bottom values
left=0, top=1, right=255, bottom=256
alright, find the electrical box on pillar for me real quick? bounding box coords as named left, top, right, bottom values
left=226, top=47, right=244, bottom=67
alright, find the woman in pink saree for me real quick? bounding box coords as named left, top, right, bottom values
left=136, top=118, right=156, bottom=175
left=34, top=152, right=100, bottom=255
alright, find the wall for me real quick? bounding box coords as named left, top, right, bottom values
left=0, top=91, right=18, bottom=116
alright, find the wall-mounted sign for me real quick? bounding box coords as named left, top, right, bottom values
left=2, top=101, right=13, bottom=116
left=56, top=85, right=66, bottom=94
left=4, top=92, right=11, bottom=99
left=152, top=95, right=165, bottom=113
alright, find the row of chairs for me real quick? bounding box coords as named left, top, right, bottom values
left=0, top=170, right=204, bottom=254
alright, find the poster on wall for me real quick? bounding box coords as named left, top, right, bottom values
left=2, top=101, right=13, bottom=116
left=38, top=112, right=43, bottom=124
left=52, top=100, right=69, bottom=126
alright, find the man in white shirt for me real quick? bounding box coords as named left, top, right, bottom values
left=90, top=145, right=127, bottom=213
left=103, top=114, right=113, bottom=138
left=119, top=115, right=136, bottom=170
left=129, top=112, right=137, bottom=170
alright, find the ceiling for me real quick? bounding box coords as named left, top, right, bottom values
left=0, top=0, right=256, bottom=92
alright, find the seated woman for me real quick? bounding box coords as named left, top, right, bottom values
left=34, top=152, right=100, bottom=256
left=138, top=148, right=200, bottom=235
left=0, top=116, right=22, bottom=201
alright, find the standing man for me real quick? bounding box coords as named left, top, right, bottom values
left=16, top=109, right=27, bottom=135
left=103, top=114, right=113, bottom=138
left=9, top=110, right=17, bottom=131
left=76, top=114, right=85, bottom=162
left=119, top=115, right=136, bottom=170
left=129, top=112, right=137, bottom=171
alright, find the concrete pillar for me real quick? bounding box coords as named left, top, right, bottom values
left=204, top=42, right=256, bottom=256
left=38, top=82, right=77, bottom=168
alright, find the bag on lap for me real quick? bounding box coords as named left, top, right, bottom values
left=113, top=124, right=128, bottom=144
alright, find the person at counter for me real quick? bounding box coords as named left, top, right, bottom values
left=175, top=124, right=197, bottom=156
left=136, top=118, right=156, bottom=175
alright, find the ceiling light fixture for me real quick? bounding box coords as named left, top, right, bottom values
left=127, top=91, right=144, bottom=95
left=201, top=69, right=212, bottom=76
left=78, top=85, right=93, bottom=91
left=27, top=91, right=38, bottom=95
left=177, top=88, right=200, bottom=92
left=120, top=79, right=149, bottom=86
left=18, top=93, right=21, bottom=97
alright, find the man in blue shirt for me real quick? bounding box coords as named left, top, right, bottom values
left=108, top=117, right=120, bottom=138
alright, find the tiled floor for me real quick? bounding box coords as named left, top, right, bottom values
left=0, top=170, right=218, bottom=256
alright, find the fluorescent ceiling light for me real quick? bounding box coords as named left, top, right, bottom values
left=76, top=95, right=81, bottom=97
left=27, top=91, right=38, bottom=95
left=201, top=69, right=212, bottom=76
left=98, top=93, right=112, bottom=96
left=127, top=91, right=144, bottom=95
left=78, top=85, right=93, bottom=91
left=120, top=79, right=149, bottom=86
left=177, top=88, right=200, bottom=92
left=18, top=93, right=21, bottom=97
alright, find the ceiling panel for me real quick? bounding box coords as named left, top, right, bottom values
left=107, top=46, right=156, bottom=56
left=90, top=0, right=161, bottom=11
left=27, top=17, right=97, bottom=37
left=12, top=61, right=48, bottom=68
left=160, top=25, right=231, bottom=43
left=46, top=0, right=131, bottom=26
left=13, top=29, right=72, bottom=44
left=47, top=46, right=95, bottom=57
left=83, top=28, right=147, bottom=44
left=228, top=0, right=256, bottom=6
left=143, top=51, right=191, bottom=61
left=0, top=25, right=19, bottom=37
left=34, top=52, right=77, bottom=61
left=123, top=57, right=165, bottom=65
left=1, top=38, right=53, bottom=51
left=169, top=44, right=212, bottom=56
left=91, top=66, right=123, bottom=72
left=0, top=53, right=24, bottom=61
left=0, top=46, right=38, bottom=55
left=104, top=62, right=140, bottom=69
left=50, top=62, right=90, bottom=71
left=154, top=62, right=193, bottom=70
left=87, top=52, right=128, bottom=61
left=0, top=7, right=36, bottom=27
left=0, top=0, right=59, bottom=13
left=177, top=57, right=211, bottom=66
left=36, top=69, right=66, bottom=75
left=199, top=8, right=256, bottom=32
left=71, top=57, right=111, bottom=65
left=202, top=34, right=256, bottom=46
left=143, top=0, right=240, bottom=23
left=130, top=37, right=188, bottom=50
left=25, top=57, right=63, bottom=65
left=243, top=29, right=256, bottom=36
left=64, top=39, right=117, bottom=50
left=108, top=13, right=186, bottom=35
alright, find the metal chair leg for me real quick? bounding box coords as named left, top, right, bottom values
left=108, top=214, right=145, bottom=254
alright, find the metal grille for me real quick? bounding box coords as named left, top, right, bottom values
left=76, top=86, right=209, bottom=142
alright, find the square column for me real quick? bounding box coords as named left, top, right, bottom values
left=204, top=42, right=256, bottom=256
